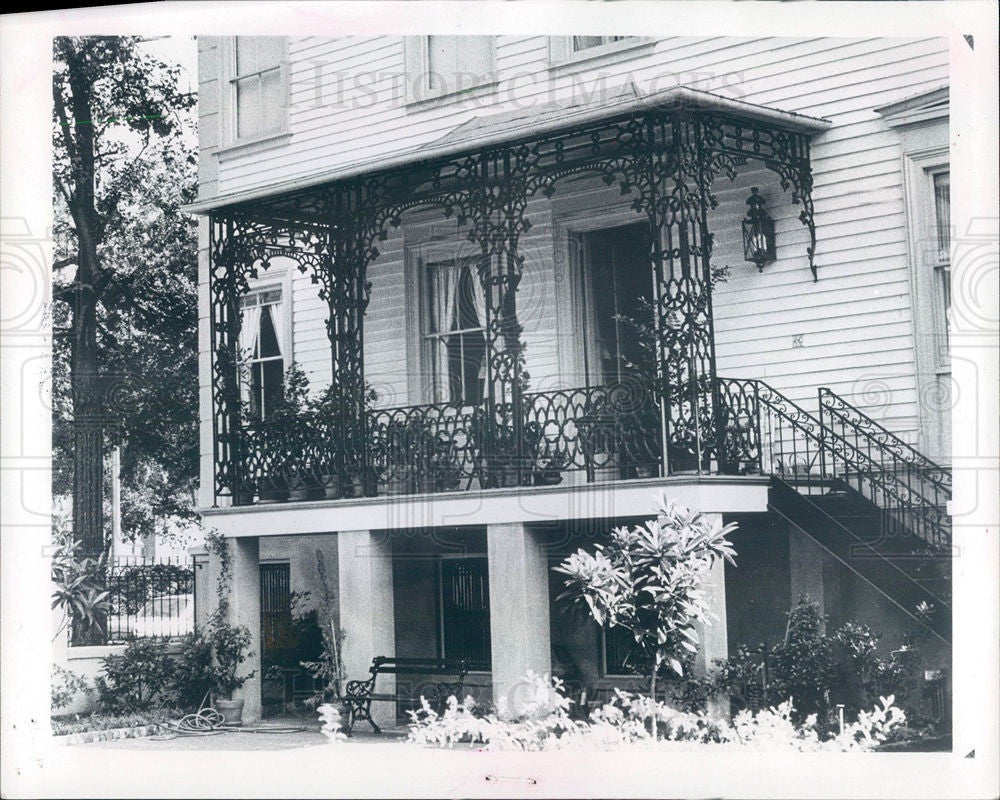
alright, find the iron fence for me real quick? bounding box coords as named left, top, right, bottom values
left=102, top=555, right=195, bottom=644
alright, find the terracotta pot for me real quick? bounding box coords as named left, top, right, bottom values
left=215, top=698, right=245, bottom=725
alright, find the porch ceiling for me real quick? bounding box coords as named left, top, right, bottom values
left=184, top=85, right=830, bottom=216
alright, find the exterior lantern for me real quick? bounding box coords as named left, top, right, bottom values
left=742, top=187, right=776, bottom=272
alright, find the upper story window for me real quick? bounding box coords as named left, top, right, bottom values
left=572, top=36, right=630, bottom=52
left=548, top=36, right=654, bottom=68
left=229, top=36, right=287, bottom=143
left=404, top=36, right=496, bottom=104
left=239, top=286, right=286, bottom=420
left=424, top=257, right=487, bottom=405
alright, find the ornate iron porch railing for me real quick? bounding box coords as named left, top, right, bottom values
left=231, top=373, right=764, bottom=504
left=207, top=101, right=822, bottom=509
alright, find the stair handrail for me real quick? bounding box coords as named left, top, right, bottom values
left=725, top=378, right=950, bottom=550
left=818, top=387, right=951, bottom=497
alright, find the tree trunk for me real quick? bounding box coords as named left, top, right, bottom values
left=64, top=41, right=107, bottom=560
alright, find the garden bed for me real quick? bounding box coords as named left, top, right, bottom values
left=51, top=708, right=175, bottom=743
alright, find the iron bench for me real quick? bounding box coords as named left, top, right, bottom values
left=343, top=656, right=470, bottom=733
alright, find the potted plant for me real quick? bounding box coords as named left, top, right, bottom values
left=375, top=417, right=421, bottom=495
left=577, top=393, right=621, bottom=483
left=210, top=622, right=256, bottom=725
left=259, top=363, right=310, bottom=503
left=532, top=434, right=568, bottom=487
left=428, top=432, right=463, bottom=492
left=308, top=380, right=379, bottom=499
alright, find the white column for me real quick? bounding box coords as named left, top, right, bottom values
left=789, top=525, right=826, bottom=633
left=693, top=517, right=729, bottom=718
left=487, top=523, right=551, bottom=714
left=230, top=536, right=262, bottom=722
left=338, top=530, right=396, bottom=729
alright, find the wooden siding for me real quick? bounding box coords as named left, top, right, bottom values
left=197, top=35, right=949, bottom=484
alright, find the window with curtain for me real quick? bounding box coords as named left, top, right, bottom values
left=440, top=557, right=491, bottom=670
left=239, top=287, right=285, bottom=420
left=424, top=257, right=487, bottom=405
left=232, top=36, right=285, bottom=140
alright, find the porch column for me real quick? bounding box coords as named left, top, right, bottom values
left=789, top=524, right=827, bottom=633
left=693, top=518, right=728, bottom=718
left=487, top=523, right=551, bottom=713
left=230, top=536, right=262, bottom=722
left=337, top=530, right=396, bottom=728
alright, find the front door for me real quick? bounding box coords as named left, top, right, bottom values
left=578, top=222, right=654, bottom=386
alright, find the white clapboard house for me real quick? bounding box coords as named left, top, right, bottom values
left=187, top=36, right=952, bottom=724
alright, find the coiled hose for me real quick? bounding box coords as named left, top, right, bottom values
left=149, top=707, right=307, bottom=740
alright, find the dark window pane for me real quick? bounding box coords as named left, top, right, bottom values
left=261, top=359, right=284, bottom=419
left=604, top=626, right=634, bottom=675
left=259, top=305, right=281, bottom=358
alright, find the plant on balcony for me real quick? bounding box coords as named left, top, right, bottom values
left=554, top=493, right=738, bottom=740
left=613, top=266, right=730, bottom=475
left=306, top=379, right=379, bottom=499
left=257, top=362, right=310, bottom=503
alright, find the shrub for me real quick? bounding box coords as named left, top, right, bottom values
left=210, top=622, right=255, bottom=699
left=94, top=639, right=176, bottom=713
left=710, top=598, right=928, bottom=734
left=407, top=672, right=906, bottom=752
left=554, top=493, right=737, bottom=738
left=170, top=631, right=215, bottom=711
left=51, top=665, right=90, bottom=711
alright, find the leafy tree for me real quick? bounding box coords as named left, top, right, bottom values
left=554, top=492, right=737, bottom=738
left=52, top=36, right=197, bottom=552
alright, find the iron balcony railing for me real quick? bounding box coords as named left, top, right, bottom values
left=232, top=375, right=950, bottom=552
left=235, top=372, right=762, bottom=505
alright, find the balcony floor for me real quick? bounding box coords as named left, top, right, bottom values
left=202, top=474, right=770, bottom=538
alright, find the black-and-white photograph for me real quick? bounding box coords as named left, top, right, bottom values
left=1, top=3, right=997, bottom=798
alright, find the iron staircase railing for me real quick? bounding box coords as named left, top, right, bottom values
left=716, top=377, right=951, bottom=553
left=817, top=387, right=951, bottom=552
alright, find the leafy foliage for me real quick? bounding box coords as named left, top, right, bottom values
left=52, top=36, right=198, bottom=548
left=50, top=535, right=111, bottom=644
left=51, top=708, right=175, bottom=736
left=209, top=623, right=256, bottom=699
left=711, top=597, right=928, bottom=732
left=170, top=631, right=215, bottom=711
left=554, top=492, right=737, bottom=736
left=300, top=550, right=347, bottom=707
left=51, top=665, right=91, bottom=711
left=407, top=671, right=906, bottom=752
left=94, top=639, right=176, bottom=713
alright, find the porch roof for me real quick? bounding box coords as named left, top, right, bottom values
left=184, top=85, right=831, bottom=215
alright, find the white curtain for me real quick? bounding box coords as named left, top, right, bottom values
left=431, top=264, right=459, bottom=402
left=238, top=303, right=262, bottom=405
left=468, top=263, right=489, bottom=388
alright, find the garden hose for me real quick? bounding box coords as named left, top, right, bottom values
left=149, top=707, right=307, bottom=740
